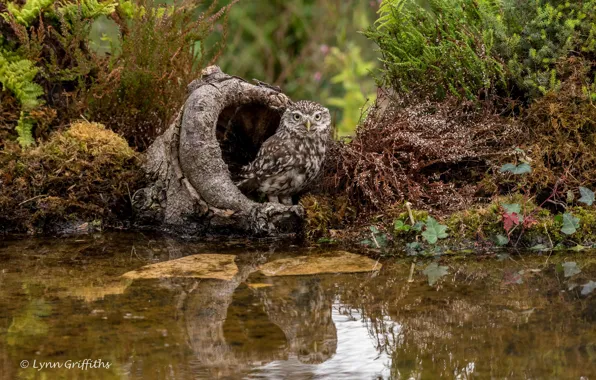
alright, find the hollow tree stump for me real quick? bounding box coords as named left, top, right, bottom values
left=132, top=66, right=304, bottom=236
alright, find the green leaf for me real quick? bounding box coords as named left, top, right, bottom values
left=495, top=234, right=509, bottom=246
left=406, top=241, right=422, bottom=251
left=411, top=221, right=425, bottom=232
left=499, top=163, right=516, bottom=173
left=578, top=187, right=595, bottom=206
left=570, top=245, right=587, bottom=252
left=359, top=239, right=372, bottom=246
left=393, top=219, right=411, bottom=232
left=581, top=281, right=596, bottom=296
left=562, top=262, right=581, bottom=278
left=500, top=163, right=531, bottom=175
left=501, top=203, right=521, bottom=214
left=560, top=213, right=580, bottom=235
left=512, top=163, right=532, bottom=174
left=422, top=262, right=449, bottom=286
left=375, top=233, right=388, bottom=248
left=421, top=217, right=448, bottom=244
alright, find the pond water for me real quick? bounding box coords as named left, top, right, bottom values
left=0, top=233, right=595, bottom=379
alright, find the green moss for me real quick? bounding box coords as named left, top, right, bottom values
left=0, top=121, right=142, bottom=234
left=567, top=206, right=596, bottom=243
left=301, top=195, right=333, bottom=241
left=440, top=197, right=595, bottom=249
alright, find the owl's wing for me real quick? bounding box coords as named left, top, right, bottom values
left=249, top=135, right=297, bottom=179
left=237, top=134, right=295, bottom=186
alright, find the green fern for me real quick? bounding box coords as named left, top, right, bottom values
left=367, top=0, right=505, bottom=99
left=15, top=112, right=36, bottom=147
left=0, top=48, right=44, bottom=146
left=57, top=0, right=118, bottom=21
left=369, top=0, right=596, bottom=101
left=3, top=0, right=55, bottom=26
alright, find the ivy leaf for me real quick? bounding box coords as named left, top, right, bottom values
left=501, top=203, right=521, bottom=214
left=406, top=241, right=422, bottom=251
left=570, top=244, right=587, bottom=252
left=562, top=262, right=581, bottom=278
left=500, top=163, right=532, bottom=175
left=499, top=163, right=516, bottom=173
left=560, top=213, right=580, bottom=235
left=421, top=217, right=448, bottom=244
left=502, top=212, right=520, bottom=233
left=374, top=233, right=388, bottom=248
left=512, top=163, right=532, bottom=174
left=495, top=234, right=509, bottom=246
left=503, top=270, right=523, bottom=285
left=423, top=262, right=449, bottom=286
left=359, top=239, right=372, bottom=247
left=578, top=187, right=595, bottom=206
left=581, top=281, right=596, bottom=296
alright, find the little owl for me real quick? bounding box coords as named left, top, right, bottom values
left=237, top=100, right=331, bottom=205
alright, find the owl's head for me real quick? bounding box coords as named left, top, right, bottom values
left=280, top=100, right=331, bottom=136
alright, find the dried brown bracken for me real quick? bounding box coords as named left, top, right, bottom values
left=324, top=92, right=522, bottom=214
left=522, top=58, right=596, bottom=196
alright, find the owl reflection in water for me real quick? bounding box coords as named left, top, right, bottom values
left=237, top=100, right=331, bottom=205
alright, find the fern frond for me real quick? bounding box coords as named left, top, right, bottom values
left=15, top=111, right=36, bottom=147
left=0, top=48, right=44, bottom=146
left=57, top=0, right=117, bottom=20
left=0, top=51, right=44, bottom=110
left=2, top=0, right=55, bottom=26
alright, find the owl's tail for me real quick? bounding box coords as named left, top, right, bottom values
left=234, top=165, right=258, bottom=192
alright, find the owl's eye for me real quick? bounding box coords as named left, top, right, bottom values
left=292, top=113, right=301, bottom=121
left=314, top=113, right=322, bottom=121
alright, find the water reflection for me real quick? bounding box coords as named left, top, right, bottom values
left=0, top=234, right=595, bottom=379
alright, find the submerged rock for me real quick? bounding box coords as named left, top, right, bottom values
left=122, top=254, right=238, bottom=280
left=258, top=251, right=380, bottom=276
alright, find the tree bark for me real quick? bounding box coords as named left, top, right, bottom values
left=132, top=66, right=304, bottom=236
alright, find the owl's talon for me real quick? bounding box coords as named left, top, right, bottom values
left=280, top=196, right=293, bottom=206
left=268, top=195, right=280, bottom=203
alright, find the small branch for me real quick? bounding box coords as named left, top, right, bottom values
left=407, top=261, right=416, bottom=283
left=405, top=201, right=415, bottom=224
left=18, top=194, right=48, bottom=206
left=371, top=231, right=381, bottom=249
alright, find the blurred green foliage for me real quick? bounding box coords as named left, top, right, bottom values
left=367, top=0, right=596, bottom=102
left=211, top=0, right=379, bottom=135
left=0, top=0, right=231, bottom=148
left=365, top=0, right=505, bottom=99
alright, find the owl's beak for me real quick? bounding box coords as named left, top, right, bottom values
left=305, top=120, right=311, bottom=131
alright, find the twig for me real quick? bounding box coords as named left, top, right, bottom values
left=544, top=223, right=553, bottom=249
left=371, top=231, right=381, bottom=249
left=405, top=201, right=415, bottom=225
left=18, top=194, right=48, bottom=206
left=407, top=261, right=416, bottom=283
